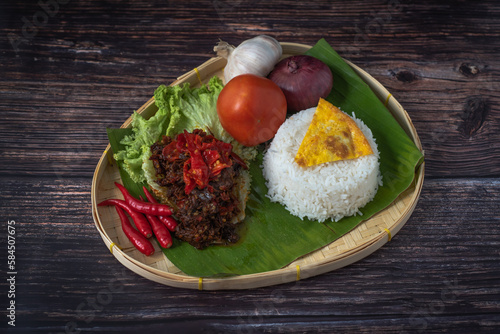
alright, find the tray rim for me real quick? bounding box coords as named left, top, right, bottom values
left=91, top=42, right=425, bottom=290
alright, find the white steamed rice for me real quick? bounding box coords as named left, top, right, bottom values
left=262, top=107, right=382, bottom=223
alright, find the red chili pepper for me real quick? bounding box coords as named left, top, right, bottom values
left=114, top=206, right=154, bottom=256
left=114, top=182, right=173, bottom=216
left=148, top=215, right=173, bottom=248
left=98, top=199, right=152, bottom=238
left=158, top=215, right=178, bottom=232
left=139, top=196, right=172, bottom=249
left=142, top=186, right=178, bottom=232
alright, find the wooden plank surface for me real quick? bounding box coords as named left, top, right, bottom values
left=1, top=0, right=499, bottom=333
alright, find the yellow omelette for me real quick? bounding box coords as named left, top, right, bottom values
left=295, top=98, right=373, bottom=167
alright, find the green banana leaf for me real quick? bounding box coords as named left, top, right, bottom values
left=105, top=39, right=423, bottom=277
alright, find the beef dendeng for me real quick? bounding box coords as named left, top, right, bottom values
left=149, top=129, right=247, bottom=249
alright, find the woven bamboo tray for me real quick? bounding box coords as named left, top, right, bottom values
left=91, top=42, right=425, bottom=290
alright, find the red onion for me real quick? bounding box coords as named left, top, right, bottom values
left=268, top=55, right=333, bottom=113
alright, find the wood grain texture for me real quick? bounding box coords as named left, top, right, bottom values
left=0, top=177, right=499, bottom=332
left=1, top=0, right=499, bottom=333
left=1, top=0, right=499, bottom=178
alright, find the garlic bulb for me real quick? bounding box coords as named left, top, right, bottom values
left=214, top=35, right=282, bottom=84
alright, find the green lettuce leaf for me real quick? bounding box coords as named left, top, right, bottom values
left=157, top=76, right=224, bottom=138
left=113, top=110, right=170, bottom=183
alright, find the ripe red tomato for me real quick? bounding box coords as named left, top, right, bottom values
left=217, top=74, right=287, bottom=147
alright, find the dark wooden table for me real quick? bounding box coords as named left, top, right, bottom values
left=1, top=0, right=499, bottom=333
